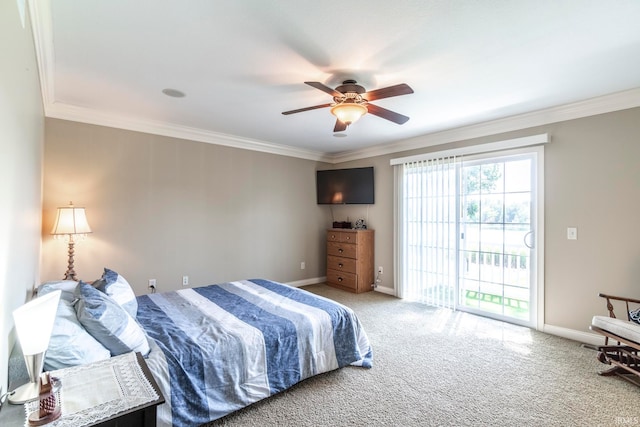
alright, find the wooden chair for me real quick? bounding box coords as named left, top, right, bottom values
left=590, top=293, right=640, bottom=386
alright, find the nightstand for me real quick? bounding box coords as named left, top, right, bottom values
left=0, top=352, right=164, bottom=427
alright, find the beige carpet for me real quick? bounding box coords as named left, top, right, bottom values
left=205, top=284, right=640, bottom=426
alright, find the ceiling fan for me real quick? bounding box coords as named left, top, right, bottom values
left=282, top=80, right=414, bottom=132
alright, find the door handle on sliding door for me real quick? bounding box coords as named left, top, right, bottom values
left=524, top=231, right=534, bottom=249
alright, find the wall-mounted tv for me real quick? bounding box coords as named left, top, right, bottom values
left=316, top=167, right=375, bottom=205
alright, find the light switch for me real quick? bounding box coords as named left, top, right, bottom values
left=567, top=227, right=578, bottom=240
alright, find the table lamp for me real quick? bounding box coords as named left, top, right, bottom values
left=8, top=290, right=61, bottom=404
left=51, top=201, right=92, bottom=281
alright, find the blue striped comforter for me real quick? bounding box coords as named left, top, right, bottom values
left=136, top=279, right=372, bottom=427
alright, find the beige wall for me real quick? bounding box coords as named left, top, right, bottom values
left=42, top=119, right=330, bottom=294
left=41, top=108, right=640, bottom=340
left=335, top=107, right=640, bottom=335
left=543, top=109, right=640, bottom=332
left=0, top=0, right=44, bottom=391
left=322, top=156, right=395, bottom=289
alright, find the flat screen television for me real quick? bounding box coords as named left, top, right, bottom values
left=316, top=167, right=375, bottom=205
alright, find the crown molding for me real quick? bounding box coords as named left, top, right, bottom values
left=46, top=87, right=640, bottom=164
left=29, top=0, right=55, bottom=106
left=46, top=102, right=333, bottom=162
left=328, top=87, right=640, bottom=163
left=43, top=88, right=640, bottom=164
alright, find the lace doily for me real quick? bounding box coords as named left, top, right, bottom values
left=24, top=352, right=159, bottom=427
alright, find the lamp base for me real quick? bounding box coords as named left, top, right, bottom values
left=8, top=381, right=39, bottom=404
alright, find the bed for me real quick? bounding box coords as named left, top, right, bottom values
left=39, top=273, right=373, bottom=427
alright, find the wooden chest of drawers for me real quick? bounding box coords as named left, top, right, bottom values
left=326, top=229, right=374, bottom=293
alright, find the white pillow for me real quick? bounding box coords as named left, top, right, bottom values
left=45, top=298, right=111, bottom=370
left=74, top=282, right=149, bottom=356
left=38, top=280, right=78, bottom=302
left=95, top=268, right=138, bottom=318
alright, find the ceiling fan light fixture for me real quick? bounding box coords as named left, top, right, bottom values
left=330, top=102, right=367, bottom=125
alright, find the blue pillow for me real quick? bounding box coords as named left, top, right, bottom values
left=74, top=281, right=149, bottom=356
left=95, top=268, right=138, bottom=318
left=45, top=299, right=111, bottom=370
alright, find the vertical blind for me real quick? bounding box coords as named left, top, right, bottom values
left=395, top=156, right=460, bottom=309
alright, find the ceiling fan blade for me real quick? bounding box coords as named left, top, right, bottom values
left=363, top=83, right=414, bottom=101
left=282, top=103, right=333, bottom=115
left=333, top=119, right=347, bottom=132
left=305, top=81, right=343, bottom=98
left=367, top=103, right=410, bottom=125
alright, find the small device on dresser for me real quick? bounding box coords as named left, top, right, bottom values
left=332, top=221, right=352, bottom=229
left=354, top=219, right=366, bottom=229
left=326, top=229, right=374, bottom=293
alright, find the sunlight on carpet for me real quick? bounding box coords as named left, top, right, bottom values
left=204, top=283, right=639, bottom=427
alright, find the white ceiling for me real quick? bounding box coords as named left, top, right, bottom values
left=31, top=0, right=640, bottom=162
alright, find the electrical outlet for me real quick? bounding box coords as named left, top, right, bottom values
left=378, top=266, right=383, bottom=274
left=182, top=276, right=189, bottom=286
left=148, top=279, right=156, bottom=289
left=300, top=261, right=305, bottom=270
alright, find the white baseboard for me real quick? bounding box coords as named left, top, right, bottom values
left=374, top=285, right=396, bottom=296
left=287, top=278, right=397, bottom=297
left=543, top=324, right=606, bottom=347
left=286, top=277, right=326, bottom=288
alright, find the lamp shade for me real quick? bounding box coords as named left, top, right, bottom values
left=13, top=290, right=61, bottom=356
left=330, top=102, right=367, bottom=125
left=51, top=202, right=92, bottom=235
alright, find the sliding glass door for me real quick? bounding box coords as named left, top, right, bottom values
left=396, top=147, right=542, bottom=328
left=458, top=153, right=537, bottom=325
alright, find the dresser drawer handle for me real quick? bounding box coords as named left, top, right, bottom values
left=338, top=263, right=343, bottom=268
left=338, top=248, right=343, bottom=253
left=338, top=277, right=343, bottom=282
left=345, top=236, right=350, bottom=240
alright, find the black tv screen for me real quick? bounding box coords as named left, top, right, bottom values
left=316, top=167, right=375, bottom=205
